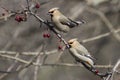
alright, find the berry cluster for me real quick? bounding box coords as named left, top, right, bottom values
left=43, top=33, right=51, bottom=38
left=58, top=45, right=63, bottom=50
left=15, top=15, right=24, bottom=22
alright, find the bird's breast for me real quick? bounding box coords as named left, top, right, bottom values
left=52, top=16, right=70, bottom=32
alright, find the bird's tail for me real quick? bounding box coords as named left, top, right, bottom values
left=75, top=20, right=86, bottom=25
left=68, top=18, right=85, bottom=27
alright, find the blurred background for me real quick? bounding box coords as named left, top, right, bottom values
left=0, top=0, right=120, bottom=80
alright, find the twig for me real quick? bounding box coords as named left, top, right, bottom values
left=105, top=59, right=120, bottom=80
left=0, top=53, right=19, bottom=79
left=55, top=46, right=65, bottom=62
left=81, top=28, right=120, bottom=43
left=0, top=13, right=15, bottom=20
left=0, top=46, right=43, bottom=73
left=15, top=46, right=43, bottom=73
left=0, top=49, right=58, bottom=56
left=33, top=55, right=41, bottom=80
left=26, top=0, right=30, bottom=10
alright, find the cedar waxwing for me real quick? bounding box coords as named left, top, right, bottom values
left=48, top=7, right=84, bottom=33
left=68, top=38, right=95, bottom=68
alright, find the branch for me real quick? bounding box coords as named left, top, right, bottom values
left=105, top=59, right=120, bottom=80
left=0, top=46, right=43, bottom=73
left=0, top=53, right=19, bottom=79
left=0, top=49, right=58, bottom=56
left=33, top=55, right=41, bottom=80
left=0, top=13, right=15, bottom=21
left=81, top=28, right=120, bottom=43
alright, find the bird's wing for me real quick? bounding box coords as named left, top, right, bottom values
left=76, top=44, right=90, bottom=55
left=59, top=16, right=79, bottom=28
left=76, top=45, right=96, bottom=60
left=69, top=48, right=94, bottom=67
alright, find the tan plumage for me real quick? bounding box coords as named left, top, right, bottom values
left=68, top=38, right=95, bottom=68
left=48, top=7, right=84, bottom=33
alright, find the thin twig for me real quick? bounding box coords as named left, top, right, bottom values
left=0, top=46, right=43, bottom=73
left=81, top=28, right=120, bottom=43
left=0, top=53, right=19, bottom=79
left=0, top=49, right=58, bottom=56
left=33, top=54, right=41, bottom=80
left=0, top=13, right=15, bottom=20
left=26, top=0, right=30, bottom=10
left=15, top=46, right=43, bottom=73
left=55, top=46, right=65, bottom=62
left=105, top=59, right=120, bottom=80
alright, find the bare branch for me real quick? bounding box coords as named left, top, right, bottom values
left=0, top=49, right=58, bottom=56
left=81, top=28, right=120, bottom=43
left=105, top=59, right=120, bottom=80
left=0, top=53, right=19, bottom=79
left=0, top=13, right=15, bottom=21
left=33, top=55, right=41, bottom=80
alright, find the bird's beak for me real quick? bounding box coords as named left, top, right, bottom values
left=67, top=43, right=71, bottom=48
left=68, top=44, right=71, bottom=48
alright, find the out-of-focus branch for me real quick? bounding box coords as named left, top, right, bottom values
left=86, top=7, right=120, bottom=42
left=81, top=28, right=120, bottom=43
left=105, top=59, right=120, bottom=80
left=33, top=55, right=41, bottom=80
left=0, top=13, right=15, bottom=21
left=0, top=49, right=58, bottom=55
left=15, top=46, right=43, bottom=72
left=0, top=46, right=43, bottom=73
left=0, top=53, right=114, bottom=68
left=0, top=53, right=19, bottom=79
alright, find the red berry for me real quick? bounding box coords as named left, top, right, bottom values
left=58, top=46, right=62, bottom=50
left=2, top=13, right=5, bottom=16
left=95, top=70, right=99, bottom=74
left=46, top=34, right=50, bottom=38
left=43, top=33, right=47, bottom=38
left=15, top=15, right=23, bottom=22
left=35, top=3, right=40, bottom=8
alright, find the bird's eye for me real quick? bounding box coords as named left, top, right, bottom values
left=50, top=11, right=54, bottom=13
left=69, top=42, right=73, bottom=44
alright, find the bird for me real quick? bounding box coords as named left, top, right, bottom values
left=68, top=38, right=95, bottom=68
left=48, top=7, right=85, bottom=33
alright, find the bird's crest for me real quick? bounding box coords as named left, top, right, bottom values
left=68, top=38, right=78, bottom=44
left=48, top=7, right=59, bottom=13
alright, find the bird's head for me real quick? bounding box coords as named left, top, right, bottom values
left=68, top=38, right=78, bottom=48
left=48, top=7, right=59, bottom=16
